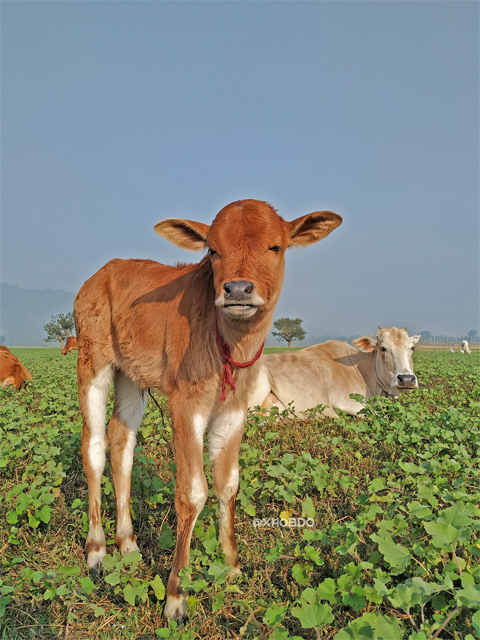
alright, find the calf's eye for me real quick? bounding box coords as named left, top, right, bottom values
left=269, top=245, right=281, bottom=253
left=208, top=249, right=217, bottom=256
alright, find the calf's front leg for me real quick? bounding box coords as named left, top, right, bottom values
left=209, top=410, right=246, bottom=573
left=164, top=412, right=208, bottom=621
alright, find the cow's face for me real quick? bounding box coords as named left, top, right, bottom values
left=155, top=199, right=342, bottom=321
left=353, top=327, right=421, bottom=396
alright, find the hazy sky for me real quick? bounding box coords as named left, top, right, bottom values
left=1, top=1, right=478, bottom=338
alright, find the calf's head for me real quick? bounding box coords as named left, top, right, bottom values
left=353, top=326, right=421, bottom=396
left=155, top=199, right=342, bottom=320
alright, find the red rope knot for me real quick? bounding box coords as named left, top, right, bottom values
left=215, top=320, right=265, bottom=402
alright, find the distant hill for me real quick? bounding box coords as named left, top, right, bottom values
left=0, top=283, right=75, bottom=346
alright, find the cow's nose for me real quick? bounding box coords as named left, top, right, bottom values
left=223, top=280, right=254, bottom=300
left=397, top=374, right=417, bottom=387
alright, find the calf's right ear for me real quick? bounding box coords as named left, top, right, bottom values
left=289, top=211, right=342, bottom=247
left=154, top=219, right=211, bottom=250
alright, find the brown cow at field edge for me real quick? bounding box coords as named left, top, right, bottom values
left=0, top=346, right=33, bottom=389
left=74, top=199, right=342, bottom=620
left=250, top=326, right=420, bottom=417
left=62, top=336, right=78, bottom=355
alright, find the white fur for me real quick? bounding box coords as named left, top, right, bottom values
left=115, top=372, right=147, bottom=474
left=189, top=474, right=208, bottom=511
left=86, top=365, right=114, bottom=474
left=192, top=413, right=208, bottom=447
left=248, top=368, right=271, bottom=408
left=221, top=466, right=239, bottom=502
left=208, top=410, right=246, bottom=461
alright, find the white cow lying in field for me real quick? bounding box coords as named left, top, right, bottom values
left=250, top=326, right=421, bottom=417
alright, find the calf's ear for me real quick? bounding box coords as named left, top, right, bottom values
left=352, top=336, right=376, bottom=352
left=154, top=219, right=210, bottom=250
left=411, top=335, right=421, bottom=345
left=289, top=211, right=342, bottom=247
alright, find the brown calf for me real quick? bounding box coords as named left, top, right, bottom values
left=74, top=199, right=342, bottom=619
left=0, top=346, right=33, bottom=389
left=62, top=336, right=78, bottom=355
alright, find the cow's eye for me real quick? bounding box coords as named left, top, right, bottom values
left=208, top=248, right=217, bottom=256
left=381, top=347, right=387, bottom=352
left=269, top=245, right=281, bottom=253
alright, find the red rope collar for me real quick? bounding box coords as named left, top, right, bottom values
left=215, top=312, right=265, bottom=402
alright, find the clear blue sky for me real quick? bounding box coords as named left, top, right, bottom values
left=1, top=1, right=478, bottom=338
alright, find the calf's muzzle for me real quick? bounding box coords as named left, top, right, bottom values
left=223, top=280, right=255, bottom=301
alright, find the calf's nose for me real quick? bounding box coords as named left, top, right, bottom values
left=223, top=280, right=254, bottom=300
left=397, top=374, right=417, bottom=387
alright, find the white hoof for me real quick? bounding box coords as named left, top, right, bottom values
left=164, top=595, right=188, bottom=621
left=120, top=538, right=140, bottom=556
left=228, top=564, right=241, bottom=577
left=87, top=547, right=106, bottom=569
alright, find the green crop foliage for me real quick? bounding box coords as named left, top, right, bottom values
left=0, top=348, right=479, bottom=638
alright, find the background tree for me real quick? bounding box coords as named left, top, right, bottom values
left=467, top=329, right=478, bottom=341
left=272, top=317, right=306, bottom=349
left=43, top=312, right=75, bottom=350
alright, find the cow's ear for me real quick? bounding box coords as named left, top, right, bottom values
left=352, top=336, right=376, bottom=352
left=411, top=335, right=421, bottom=345
left=154, top=219, right=210, bottom=250
left=289, top=211, right=342, bottom=247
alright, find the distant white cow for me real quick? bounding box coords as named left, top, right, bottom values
left=250, top=326, right=421, bottom=417
left=461, top=340, right=471, bottom=354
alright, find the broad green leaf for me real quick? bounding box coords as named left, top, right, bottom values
left=370, top=533, right=411, bottom=574
left=424, top=521, right=461, bottom=547
left=301, top=496, right=315, bottom=519
left=37, top=504, right=51, bottom=524
left=457, top=581, right=480, bottom=607
left=303, top=545, right=323, bottom=566
left=342, top=585, right=366, bottom=611
left=78, top=577, right=96, bottom=594
left=262, top=604, right=287, bottom=626
left=292, top=563, right=310, bottom=586
left=472, top=610, right=480, bottom=637
left=105, top=572, right=121, bottom=586
left=123, top=584, right=137, bottom=606
left=149, top=574, right=165, bottom=601
left=291, top=601, right=333, bottom=629
left=316, top=578, right=338, bottom=604
left=362, top=613, right=403, bottom=640
left=89, top=604, right=106, bottom=618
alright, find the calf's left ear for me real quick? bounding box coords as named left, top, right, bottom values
left=289, top=211, right=342, bottom=247
left=411, top=335, right=421, bottom=345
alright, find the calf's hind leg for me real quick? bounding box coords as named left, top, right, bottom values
left=78, top=363, right=114, bottom=569
left=108, top=371, right=147, bottom=555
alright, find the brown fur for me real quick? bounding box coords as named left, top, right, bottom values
left=74, top=199, right=342, bottom=619
left=0, top=347, right=33, bottom=389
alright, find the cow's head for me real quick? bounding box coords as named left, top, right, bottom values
left=155, top=199, right=342, bottom=321
left=352, top=326, right=421, bottom=396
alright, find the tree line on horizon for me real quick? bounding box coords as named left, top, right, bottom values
left=35, top=314, right=480, bottom=350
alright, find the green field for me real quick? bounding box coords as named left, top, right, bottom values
left=1, top=348, right=479, bottom=639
